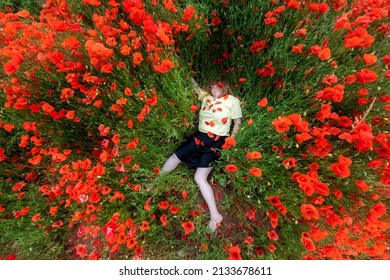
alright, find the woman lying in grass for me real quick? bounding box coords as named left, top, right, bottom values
left=158, top=78, right=242, bottom=232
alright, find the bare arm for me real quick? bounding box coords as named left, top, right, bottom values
left=190, top=78, right=202, bottom=95
left=191, top=78, right=209, bottom=101
left=230, top=118, right=241, bottom=139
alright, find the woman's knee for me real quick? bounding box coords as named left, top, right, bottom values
left=194, top=168, right=212, bottom=185
left=194, top=173, right=206, bottom=185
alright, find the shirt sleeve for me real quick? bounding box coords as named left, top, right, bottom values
left=231, top=97, right=242, bottom=119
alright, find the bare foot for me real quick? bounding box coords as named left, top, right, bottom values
left=208, top=214, right=223, bottom=232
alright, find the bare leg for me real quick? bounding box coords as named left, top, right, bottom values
left=147, top=153, right=181, bottom=190
left=161, top=153, right=181, bottom=173
left=194, top=167, right=223, bottom=232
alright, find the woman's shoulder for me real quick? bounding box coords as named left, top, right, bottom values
left=225, top=94, right=241, bottom=103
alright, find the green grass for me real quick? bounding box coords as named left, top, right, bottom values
left=1, top=0, right=389, bottom=260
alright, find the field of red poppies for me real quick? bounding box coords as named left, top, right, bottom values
left=0, top=0, right=389, bottom=260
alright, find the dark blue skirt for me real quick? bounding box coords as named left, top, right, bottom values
left=174, top=131, right=227, bottom=168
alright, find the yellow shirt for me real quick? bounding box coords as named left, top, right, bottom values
left=198, top=90, right=242, bottom=136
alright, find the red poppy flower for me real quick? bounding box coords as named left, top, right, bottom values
left=211, top=17, right=221, bottom=26
left=310, top=228, right=328, bottom=241
left=246, top=210, right=255, bottom=220
left=267, top=231, right=279, bottom=241
left=244, top=236, right=253, bottom=244
left=295, top=133, right=312, bottom=144
left=294, top=28, right=307, bottom=37
left=322, top=74, right=338, bottom=85
left=301, top=237, right=316, bottom=252
left=257, top=97, right=268, bottom=107
left=320, top=246, right=342, bottom=259
left=337, top=116, right=353, bottom=128
left=256, top=62, right=276, bottom=78
left=140, top=220, right=150, bottom=231
left=101, top=64, right=113, bottom=73
left=249, top=40, right=267, bottom=54
left=318, top=47, right=331, bottom=61
left=355, top=180, right=369, bottom=192
left=268, top=211, right=279, bottom=228
left=126, top=238, right=138, bottom=249
left=228, top=246, right=242, bottom=260
left=225, top=164, right=238, bottom=173
left=301, top=204, right=320, bottom=220
left=370, top=203, right=386, bottom=218
left=299, top=182, right=315, bottom=196
left=163, top=0, right=178, bottom=12
left=268, top=243, right=277, bottom=252
left=31, top=213, right=41, bottom=222
left=357, top=88, right=369, bottom=96
left=190, top=104, right=198, bottom=112
left=158, top=201, right=169, bottom=210
left=28, top=155, right=43, bottom=165
left=169, top=204, right=180, bottom=214
left=3, top=123, right=14, bottom=132
left=329, top=155, right=352, bottom=178
left=329, top=162, right=351, bottom=178
left=268, top=196, right=281, bottom=206
left=267, top=211, right=279, bottom=222
left=52, top=220, right=63, bottom=228
left=368, top=159, right=383, bottom=171
left=274, top=32, right=283, bottom=38
left=133, top=52, right=143, bottom=65
left=307, top=163, right=319, bottom=171
left=276, top=204, right=288, bottom=214
left=49, top=206, right=58, bottom=216
left=332, top=189, right=343, bottom=199
left=182, top=6, right=195, bottom=21
left=272, top=5, right=285, bottom=14
left=350, top=122, right=373, bottom=151
left=86, top=191, right=99, bottom=203
left=286, top=0, right=300, bottom=9
left=282, top=157, right=297, bottom=169
left=272, top=116, right=292, bottom=133
left=249, top=168, right=262, bottom=177
left=144, top=199, right=151, bottom=211
left=363, top=53, right=377, bottom=66
left=309, top=3, right=329, bottom=13
left=316, top=85, right=345, bottom=102
left=246, top=151, right=262, bottom=160
left=291, top=44, right=304, bottom=53
left=221, top=137, right=236, bottom=150
left=76, top=244, right=88, bottom=258
left=182, top=221, right=194, bottom=234
left=313, top=181, right=329, bottom=196
left=3, top=59, right=20, bottom=75
left=153, top=59, right=174, bottom=73
left=344, top=27, right=375, bottom=48
left=146, top=95, right=158, bottom=106
left=356, top=68, right=378, bottom=84
left=265, top=15, right=278, bottom=26
left=160, top=215, right=168, bottom=227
